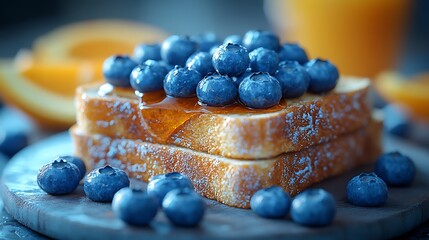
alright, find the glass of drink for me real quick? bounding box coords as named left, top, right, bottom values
left=265, top=0, right=413, bottom=78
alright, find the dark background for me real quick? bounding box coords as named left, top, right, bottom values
left=0, top=0, right=270, bottom=56
left=0, top=0, right=428, bottom=75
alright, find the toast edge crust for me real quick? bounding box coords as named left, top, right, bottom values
left=70, top=118, right=381, bottom=208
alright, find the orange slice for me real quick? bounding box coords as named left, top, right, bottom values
left=0, top=59, right=75, bottom=129
left=375, top=71, right=429, bottom=121
left=14, top=50, right=103, bottom=97
left=33, top=19, right=167, bottom=62
left=0, top=20, right=167, bottom=129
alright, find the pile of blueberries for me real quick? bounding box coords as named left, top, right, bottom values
left=37, top=151, right=415, bottom=228
left=37, top=157, right=204, bottom=227
left=103, top=30, right=339, bottom=109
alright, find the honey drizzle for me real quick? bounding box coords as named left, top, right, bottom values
left=98, top=83, right=287, bottom=142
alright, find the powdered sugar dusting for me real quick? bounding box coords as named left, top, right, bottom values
left=295, top=156, right=312, bottom=184
left=75, top=123, right=375, bottom=208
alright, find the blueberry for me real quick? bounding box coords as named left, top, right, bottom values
left=383, top=105, right=410, bottom=138
left=223, top=34, right=242, bottom=45
left=305, top=59, right=339, bottom=94
left=279, top=43, right=309, bottom=64
left=162, top=188, right=205, bottom=227
left=55, top=155, right=86, bottom=180
left=346, top=172, right=388, bottom=207
left=196, top=74, right=237, bottom=107
left=190, top=32, right=220, bottom=52
left=133, top=43, right=161, bottom=63
left=242, top=30, right=280, bottom=52
left=290, top=188, right=336, bottom=227
left=159, top=60, right=175, bottom=71
left=374, top=152, right=416, bottom=187
left=250, top=186, right=291, bottom=219
left=84, top=165, right=130, bottom=202
left=161, top=35, right=198, bottom=66
left=112, top=188, right=158, bottom=226
left=275, top=61, right=310, bottom=98
left=209, top=44, right=221, bottom=56
left=103, top=55, right=137, bottom=87
left=233, top=68, right=252, bottom=87
left=147, top=172, right=194, bottom=205
left=212, top=43, right=250, bottom=76
left=186, top=52, right=215, bottom=76
left=163, top=66, right=202, bottom=98
left=249, top=47, right=279, bottom=75
left=37, top=159, right=81, bottom=195
left=238, top=72, right=282, bottom=109
left=0, top=130, right=29, bottom=158
left=130, top=60, right=169, bottom=93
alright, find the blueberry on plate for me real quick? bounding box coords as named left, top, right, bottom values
left=190, top=32, right=220, bottom=52
left=290, top=188, right=336, bottom=227
left=242, top=30, right=280, bottom=52
left=374, top=152, right=416, bottom=187
left=196, top=74, right=237, bottom=107
left=161, top=35, right=198, bottom=67
left=162, top=188, right=205, bottom=227
left=130, top=60, right=169, bottom=93
left=103, top=55, right=137, bottom=87
left=238, top=72, right=282, bottom=109
left=279, top=43, right=309, bottom=64
left=55, top=155, right=86, bottom=180
left=112, top=187, right=158, bottom=226
left=346, top=172, right=388, bottom=207
left=37, top=159, right=81, bottom=195
left=275, top=61, right=310, bottom=98
left=223, top=34, right=242, bottom=45
left=147, top=172, right=194, bottom=205
left=84, top=165, right=130, bottom=202
left=233, top=68, right=252, bottom=87
left=250, top=186, right=291, bottom=219
left=212, top=43, right=250, bottom=77
left=0, top=130, right=29, bottom=158
left=305, top=58, right=339, bottom=94
left=249, top=47, right=279, bottom=75
left=163, top=66, right=202, bottom=98
left=186, top=52, right=215, bottom=76
left=382, top=105, right=410, bottom=138
left=133, top=43, right=162, bottom=63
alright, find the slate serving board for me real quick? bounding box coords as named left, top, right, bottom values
left=1, top=132, right=429, bottom=240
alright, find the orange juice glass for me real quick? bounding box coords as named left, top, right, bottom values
left=266, top=0, right=412, bottom=78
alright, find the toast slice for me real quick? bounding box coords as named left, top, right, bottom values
left=71, top=117, right=381, bottom=208
left=76, top=77, right=371, bottom=159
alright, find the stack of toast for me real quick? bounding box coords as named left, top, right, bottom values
left=71, top=76, right=381, bottom=208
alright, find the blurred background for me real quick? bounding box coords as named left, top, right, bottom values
left=0, top=0, right=270, bottom=57
left=0, top=0, right=429, bottom=156
left=1, top=0, right=429, bottom=73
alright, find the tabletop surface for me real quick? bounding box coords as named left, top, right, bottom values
left=0, top=126, right=429, bottom=239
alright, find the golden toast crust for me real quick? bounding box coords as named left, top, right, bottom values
left=76, top=77, right=371, bottom=159
left=71, top=118, right=381, bottom=208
